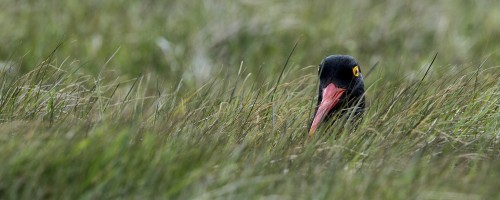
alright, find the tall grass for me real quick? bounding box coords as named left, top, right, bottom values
left=0, top=0, right=499, bottom=199
left=0, top=51, right=498, bottom=199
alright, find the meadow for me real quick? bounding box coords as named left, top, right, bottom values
left=0, top=0, right=499, bottom=199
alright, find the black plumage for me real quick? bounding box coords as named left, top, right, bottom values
left=308, top=55, right=365, bottom=139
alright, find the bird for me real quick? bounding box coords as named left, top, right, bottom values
left=308, top=55, right=365, bottom=140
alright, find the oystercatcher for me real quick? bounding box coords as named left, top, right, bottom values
left=308, top=55, right=365, bottom=139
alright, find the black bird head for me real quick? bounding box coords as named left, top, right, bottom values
left=308, top=55, right=365, bottom=139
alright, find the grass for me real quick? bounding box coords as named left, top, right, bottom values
left=0, top=0, right=499, bottom=199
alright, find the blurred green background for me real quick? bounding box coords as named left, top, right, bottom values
left=2, top=0, right=500, bottom=85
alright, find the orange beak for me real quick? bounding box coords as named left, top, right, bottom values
left=308, top=83, right=345, bottom=140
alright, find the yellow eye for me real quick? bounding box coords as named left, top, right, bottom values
left=353, top=66, right=360, bottom=77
